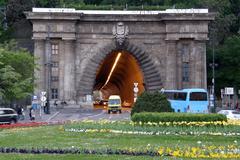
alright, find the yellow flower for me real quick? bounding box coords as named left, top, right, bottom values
left=158, top=147, right=164, bottom=155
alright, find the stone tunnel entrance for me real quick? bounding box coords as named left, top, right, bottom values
left=27, top=8, right=213, bottom=106
left=93, top=50, right=145, bottom=107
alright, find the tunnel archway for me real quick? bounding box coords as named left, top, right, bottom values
left=78, top=42, right=163, bottom=102
left=94, top=50, right=145, bottom=106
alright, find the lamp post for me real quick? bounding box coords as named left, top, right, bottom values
left=45, top=24, right=51, bottom=114
left=209, top=42, right=218, bottom=111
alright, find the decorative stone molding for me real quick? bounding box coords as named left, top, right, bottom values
left=112, top=22, right=129, bottom=46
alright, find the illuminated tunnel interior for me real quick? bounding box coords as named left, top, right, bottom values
left=94, top=50, right=145, bottom=107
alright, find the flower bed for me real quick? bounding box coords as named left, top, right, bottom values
left=158, top=144, right=240, bottom=159
left=64, top=119, right=240, bottom=136
left=65, top=128, right=240, bottom=136
left=0, top=147, right=158, bottom=157
left=0, top=122, right=48, bottom=129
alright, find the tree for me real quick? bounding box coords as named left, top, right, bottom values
left=0, top=41, right=35, bottom=104
left=131, top=91, right=173, bottom=116
left=213, top=35, right=240, bottom=97
left=0, top=0, right=7, bottom=5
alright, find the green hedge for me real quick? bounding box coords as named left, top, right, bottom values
left=131, top=112, right=227, bottom=123
left=131, top=91, right=173, bottom=116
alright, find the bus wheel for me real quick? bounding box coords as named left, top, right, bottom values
left=119, top=110, right=122, bottom=114
left=108, top=110, right=110, bottom=114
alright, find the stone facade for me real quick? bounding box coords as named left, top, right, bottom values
left=26, top=9, right=214, bottom=104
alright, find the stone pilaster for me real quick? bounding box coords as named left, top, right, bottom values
left=176, top=42, right=182, bottom=89
left=58, top=40, right=65, bottom=100
left=63, top=40, right=76, bottom=101
left=165, top=41, right=177, bottom=89
left=194, top=41, right=207, bottom=89
left=34, top=39, right=45, bottom=95
left=44, top=39, right=51, bottom=99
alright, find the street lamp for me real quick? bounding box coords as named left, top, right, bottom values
left=209, top=42, right=218, bottom=111
left=44, top=24, right=51, bottom=114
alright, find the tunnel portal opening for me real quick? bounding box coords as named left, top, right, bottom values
left=93, top=50, right=145, bottom=107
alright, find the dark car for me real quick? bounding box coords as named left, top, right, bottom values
left=0, top=108, right=18, bottom=124
left=93, top=100, right=108, bottom=106
left=99, top=100, right=108, bottom=106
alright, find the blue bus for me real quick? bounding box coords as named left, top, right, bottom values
left=163, top=88, right=209, bottom=113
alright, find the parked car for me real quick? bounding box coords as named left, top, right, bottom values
left=217, top=110, right=240, bottom=120
left=0, top=108, right=18, bottom=124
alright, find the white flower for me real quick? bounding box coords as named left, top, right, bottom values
left=234, top=140, right=237, bottom=144
left=197, top=141, right=202, bottom=144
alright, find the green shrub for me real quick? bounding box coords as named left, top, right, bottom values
left=131, top=91, right=173, bottom=116
left=131, top=112, right=227, bottom=123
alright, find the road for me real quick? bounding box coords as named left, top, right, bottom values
left=21, top=107, right=131, bottom=123
left=52, top=108, right=131, bottom=122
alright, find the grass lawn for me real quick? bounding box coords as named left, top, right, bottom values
left=0, top=125, right=239, bottom=150
left=0, top=124, right=240, bottom=159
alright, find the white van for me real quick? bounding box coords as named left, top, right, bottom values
left=107, top=95, right=122, bottom=114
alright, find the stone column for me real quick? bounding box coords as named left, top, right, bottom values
left=34, top=39, right=45, bottom=95
left=176, top=42, right=182, bottom=89
left=59, top=40, right=65, bottom=100
left=194, top=41, right=207, bottom=89
left=165, top=41, right=177, bottom=89
left=63, top=40, right=76, bottom=102
left=185, top=41, right=194, bottom=88
left=44, top=38, right=51, bottom=100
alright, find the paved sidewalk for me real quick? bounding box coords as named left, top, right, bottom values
left=20, top=106, right=60, bottom=123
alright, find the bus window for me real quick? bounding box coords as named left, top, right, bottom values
left=190, top=92, right=207, bottom=101
left=164, top=92, right=187, bottom=101
left=175, top=92, right=187, bottom=100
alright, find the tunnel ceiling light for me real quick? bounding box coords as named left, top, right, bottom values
left=101, top=52, right=122, bottom=90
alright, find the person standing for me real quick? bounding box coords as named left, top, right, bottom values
left=29, top=107, right=32, bottom=120
left=29, top=107, right=35, bottom=121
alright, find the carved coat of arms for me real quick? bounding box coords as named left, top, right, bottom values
left=112, top=22, right=129, bottom=46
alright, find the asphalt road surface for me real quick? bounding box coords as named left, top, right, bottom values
left=20, top=107, right=131, bottom=123
left=52, top=108, right=131, bottom=122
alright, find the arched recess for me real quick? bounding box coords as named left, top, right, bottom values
left=77, top=42, right=162, bottom=97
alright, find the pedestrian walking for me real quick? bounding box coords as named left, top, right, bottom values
left=29, top=108, right=35, bottom=121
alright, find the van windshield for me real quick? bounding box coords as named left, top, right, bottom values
left=108, top=99, right=120, bottom=105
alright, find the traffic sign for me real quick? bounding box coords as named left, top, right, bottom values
left=40, top=96, right=47, bottom=102
left=160, top=88, right=165, bottom=93
left=41, top=101, right=46, bottom=107
left=33, top=95, right=38, bottom=100
left=133, top=87, right=139, bottom=93
left=225, top=87, right=234, bottom=95
left=41, top=91, right=46, bottom=96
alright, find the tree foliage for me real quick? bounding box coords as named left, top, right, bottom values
left=0, top=41, right=35, bottom=103
left=212, top=35, right=240, bottom=96
left=131, top=91, right=173, bottom=116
